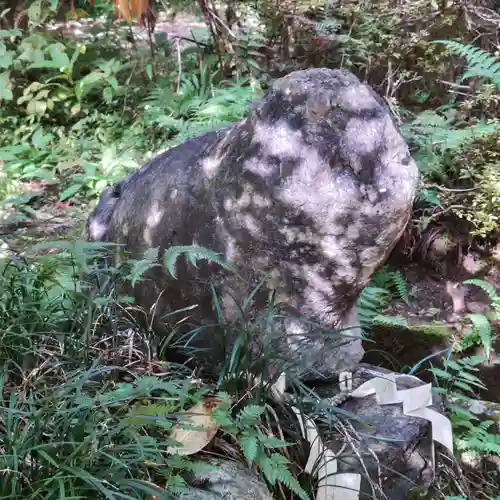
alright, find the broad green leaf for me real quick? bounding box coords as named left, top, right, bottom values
left=0, top=70, right=12, bottom=100
left=103, top=86, right=113, bottom=104
left=0, top=29, right=23, bottom=38
left=59, top=183, right=83, bottom=201
left=27, top=0, right=42, bottom=22
left=31, top=128, right=53, bottom=149
left=48, top=43, right=71, bottom=68
left=108, top=76, right=119, bottom=90
left=76, top=71, right=106, bottom=100
left=26, top=99, right=47, bottom=116
left=0, top=86, right=12, bottom=100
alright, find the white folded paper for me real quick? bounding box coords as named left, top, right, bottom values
left=287, top=370, right=454, bottom=500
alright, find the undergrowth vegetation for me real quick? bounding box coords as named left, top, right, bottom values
left=1, top=0, right=500, bottom=498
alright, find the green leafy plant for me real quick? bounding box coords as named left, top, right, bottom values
left=0, top=248, right=96, bottom=367
left=449, top=131, right=500, bottom=237
left=456, top=419, right=500, bottom=456
left=356, top=285, right=408, bottom=330
left=430, top=355, right=500, bottom=475
left=212, top=401, right=309, bottom=499
left=435, top=40, right=500, bottom=89
left=430, top=356, right=487, bottom=402
left=401, top=109, right=500, bottom=180
left=0, top=239, right=314, bottom=499
left=355, top=266, right=411, bottom=331
left=371, top=266, right=409, bottom=305
left=141, top=69, right=257, bottom=144
left=229, top=32, right=268, bottom=78
left=454, top=278, right=500, bottom=357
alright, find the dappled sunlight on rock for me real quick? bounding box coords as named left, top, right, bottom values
left=86, top=67, right=419, bottom=383
left=144, top=201, right=165, bottom=247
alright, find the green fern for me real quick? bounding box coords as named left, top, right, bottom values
left=237, top=404, right=266, bottom=425
left=455, top=278, right=499, bottom=355
left=456, top=420, right=500, bottom=455
left=371, top=314, right=409, bottom=327
left=401, top=109, right=500, bottom=180
left=356, top=285, right=410, bottom=330
left=126, top=400, right=177, bottom=428
left=240, top=435, right=259, bottom=465
left=465, top=312, right=493, bottom=359
left=434, top=40, right=500, bottom=89
left=371, top=266, right=409, bottom=304
left=141, top=75, right=254, bottom=145
left=390, top=270, right=409, bottom=304
left=259, top=453, right=309, bottom=500
left=127, top=246, right=161, bottom=286
left=163, top=245, right=236, bottom=279
left=463, top=278, right=500, bottom=312
left=427, top=356, right=498, bottom=462
left=429, top=356, right=486, bottom=397
left=356, top=286, right=391, bottom=328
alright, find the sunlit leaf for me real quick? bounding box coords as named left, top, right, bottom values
left=116, top=0, right=149, bottom=24
left=167, top=400, right=219, bottom=456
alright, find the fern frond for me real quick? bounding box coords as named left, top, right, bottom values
left=463, top=278, right=500, bottom=310
left=237, top=404, right=265, bottom=425
left=371, top=314, right=409, bottom=327
left=126, top=401, right=176, bottom=428
left=390, top=270, right=409, bottom=304
left=466, top=312, right=493, bottom=358
left=434, top=40, right=500, bottom=88
left=259, top=453, right=309, bottom=500
left=240, top=435, right=259, bottom=465
left=166, top=474, right=189, bottom=493
left=456, top=420, right=500, bottom=455
left=163, top=245, right=235, bottom=279
left=356, top=286, right=391, bottom=328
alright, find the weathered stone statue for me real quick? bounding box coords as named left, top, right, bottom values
left=86, top=68, right=419, bottom=381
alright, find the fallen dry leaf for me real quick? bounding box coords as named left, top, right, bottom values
left=55, top=201, right=71, bottom=209
left=115, top=0, right=149, bottom=23
left=167, top=400, right=219, bottom=456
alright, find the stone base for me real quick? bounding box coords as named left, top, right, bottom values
left=312, top=363, right=445, bottom=500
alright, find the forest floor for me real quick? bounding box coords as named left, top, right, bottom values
left=365, top=248, right=500, bottom=402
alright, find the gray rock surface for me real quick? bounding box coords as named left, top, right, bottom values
left=178, top=459, right=273, bottom=500
left=463, top=397, right=500, bottom=422
left=86, top=68, right=419, bottom=381
left=313, top=363, right=443, bottom=500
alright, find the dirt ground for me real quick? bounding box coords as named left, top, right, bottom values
left=364, top=242, right=500, bottom=403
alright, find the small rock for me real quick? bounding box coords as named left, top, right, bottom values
left=491, top=244, right=500, bottom=264
left=178, top=459, right=274, bottom=500
left=466, top=300, right=491, bottom=314
left=459, top=397, right=500, bottom=427
left=461, top=251, right=490, bottom=275
left=313, top=363, right=445, bottom=500
left=429, top=233, right=455, bottom=257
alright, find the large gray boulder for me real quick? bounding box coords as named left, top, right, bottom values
left=86, top=68, right=419, bottom=381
